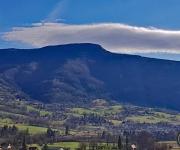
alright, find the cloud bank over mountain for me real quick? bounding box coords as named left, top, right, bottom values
left=2, top=23, right=180, bottom=54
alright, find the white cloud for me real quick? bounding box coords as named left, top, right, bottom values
left=3, top=22, right=180, bottom=54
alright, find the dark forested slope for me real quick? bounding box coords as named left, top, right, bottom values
left=0, top=43, right=180, bottom=110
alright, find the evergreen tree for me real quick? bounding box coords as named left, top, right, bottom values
left=125, top=135, right=129, bottom=150
left=47, top=127, right=54, bottom=138
left=101, top=131, right=106, bottom=139
left=118, top=135, right=122, bottom=150
left=65, top=125, right=69, bottom=135
left=25, top=128, right=29, bottom=135
left=42, top=144, right=48, bottom=150
left=11, top=125, right=18, bottom=134
left=21, top=136, right=27, bottom=150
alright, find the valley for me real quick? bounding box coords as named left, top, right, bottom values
left=0, top=99, right=179, bottom=138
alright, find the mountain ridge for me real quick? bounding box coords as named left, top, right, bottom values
left=1, top=43, right=179, bottom=63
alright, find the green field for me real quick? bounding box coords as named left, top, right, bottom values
left=128, top=116, right=161, bottom=123
left=127, top=112, right=180, bottom=124
left=72, top=105, right=123, bottom=116
left=28, top=142, right=80, bottom=150
left=16, top=124, right=48, bottom=134
left=27, top=105, right=52, bottom=117
left=48, top=142, right=80, bottom=150
left=0, top=122, right=48, bottom=135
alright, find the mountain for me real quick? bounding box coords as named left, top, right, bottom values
left=0, top=43, right=180, bottom=110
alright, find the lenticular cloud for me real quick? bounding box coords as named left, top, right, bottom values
left=3, top=23, right=180, bottom=54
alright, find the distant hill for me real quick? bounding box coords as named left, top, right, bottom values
left=0, top=43, right=180, bottom=110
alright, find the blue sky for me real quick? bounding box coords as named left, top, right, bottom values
left=1, top=0, right=180, bottom=29
left=1, top=0, right=180, bottom=60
